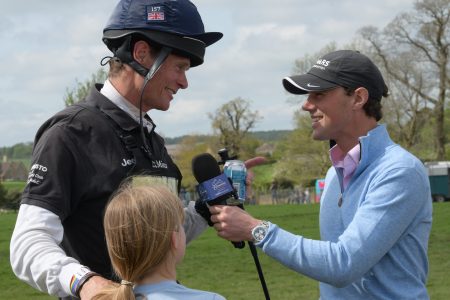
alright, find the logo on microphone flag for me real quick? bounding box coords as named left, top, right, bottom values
left=196, top=173, right=234, bottom=202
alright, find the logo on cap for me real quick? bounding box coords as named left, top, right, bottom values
left=307, top=83, right=320, bottom=88
left=312, top=59, right=330, bottom=70
left=316, top=59, right=330, bottom=67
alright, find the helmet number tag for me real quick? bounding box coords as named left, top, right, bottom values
left=147, top=5, right=166, bottom=21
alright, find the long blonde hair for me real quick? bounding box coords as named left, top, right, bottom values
left=93, top=184, right=184, bottom=300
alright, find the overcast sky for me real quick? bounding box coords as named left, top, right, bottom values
left=0, top=0, right=415, bottom=147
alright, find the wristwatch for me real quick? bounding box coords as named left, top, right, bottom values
left=251, top=220, right=270, bottom=243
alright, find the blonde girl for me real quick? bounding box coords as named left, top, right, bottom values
left=93, top=184, right=225, bottom=300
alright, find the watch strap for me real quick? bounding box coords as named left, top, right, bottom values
left=69, top=267, right=99, bottom=298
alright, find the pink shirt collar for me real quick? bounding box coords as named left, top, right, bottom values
left=330, top=143, right=361, bottom=189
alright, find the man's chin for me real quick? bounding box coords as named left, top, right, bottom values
left=155, top=104, right=171, bottom=112
left=312, top=133, right=329, bottom=141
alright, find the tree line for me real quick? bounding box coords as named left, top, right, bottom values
left=274, top=0, right=450, bottom=188
left=2, top=0, right=449, bottom=207
left=0, top=142, right=33, bottom=161
left=175, top=0, right=450, bottom=191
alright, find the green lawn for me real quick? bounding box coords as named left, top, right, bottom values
left=1, top=203, right=449, bottom=299
left=2, top=181, right=26, bottom=192
left=0, top=213, right=53, bottom=299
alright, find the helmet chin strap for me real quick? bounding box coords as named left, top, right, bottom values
left=144, top=46, right=172, bottom=83
left=138, top=46, right=172, bottom=156
left=110, top=35, right=173, bottom=156
left=113, top=35, right=172, bottom=79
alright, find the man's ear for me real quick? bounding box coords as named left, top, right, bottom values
left=133, top=40, right=150, bottom=64
left=353, top=87, right=369, bottom=110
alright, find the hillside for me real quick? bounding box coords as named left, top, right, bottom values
left=164, top=129, right=291, bottom=145
left=0, top=130, right=291, bottom=159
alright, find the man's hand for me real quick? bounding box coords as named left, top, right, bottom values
left=209, top=205, right=261, bottom=242
left=207, top=156, right=266, bottom=241
left=244, top=156, right=267, bottom=170
left=79, top=275, right=112, bottom=300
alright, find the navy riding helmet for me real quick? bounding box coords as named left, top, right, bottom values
left=102, top=0, right=223, bottom=68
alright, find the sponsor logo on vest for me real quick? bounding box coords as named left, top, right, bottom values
left=31, top=163, right=47, bottom=172
left=152, top=160, right=168, bottom=169
left=121, top=158, right=136, bottom=167
left=27, top=163, right=48, bottom=185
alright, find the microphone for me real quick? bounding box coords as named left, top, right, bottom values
left=192, top=153, right=245, bottom=248
left=192, top=153, right=238, bottom=206
left=192, top=153, right=271, bottom=299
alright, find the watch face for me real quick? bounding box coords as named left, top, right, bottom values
left=253, top=226, right=267, bottom=242
left=252, top=221, right=269, bottom=242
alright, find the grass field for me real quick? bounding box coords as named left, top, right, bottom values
left=1, top=203, right=449, bottom=299
left=2, top=181, right=26, bottom=192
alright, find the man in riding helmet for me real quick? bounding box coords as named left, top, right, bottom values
left=10, top=1, right=222, bottom=299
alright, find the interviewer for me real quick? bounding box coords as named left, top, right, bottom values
left=209, top=50, right=432, bottom=300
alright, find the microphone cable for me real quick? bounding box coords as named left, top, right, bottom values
left=248, top=241, right=270, bottom=300
left=192, top=152, right=271, bottom=299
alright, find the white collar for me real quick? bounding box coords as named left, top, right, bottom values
left=100, top=79, right=154, bottom=132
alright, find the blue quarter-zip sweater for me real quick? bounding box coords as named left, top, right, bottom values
left=257, top=125, right=432, bottom=299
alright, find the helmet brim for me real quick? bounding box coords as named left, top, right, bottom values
left=103, top=29, right=222, bottom=67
